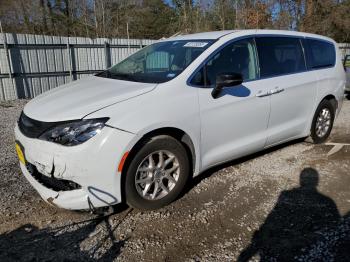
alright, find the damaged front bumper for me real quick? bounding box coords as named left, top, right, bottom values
left=14, top=124, right=135, bottom=210
left=19, top=162, right=90, bottom=209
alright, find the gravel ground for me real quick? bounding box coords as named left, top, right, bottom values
left=0, top=98, right=349, bottom=261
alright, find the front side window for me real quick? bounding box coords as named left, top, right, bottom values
left=304, top=39, right=336, bottom=69
left=96, top=40, right=214, bottom=83
left=256, top=37, right=306, bottom=78
left=191, top=38, right=259, bottom=86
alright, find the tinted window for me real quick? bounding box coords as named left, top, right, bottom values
left=304, top=39, right=336, bottom=69
left=256, top=37, right=306, bottom=78
left=191, top=67, right=205, bottom=86
left=191, top=38, right=258, bottom=86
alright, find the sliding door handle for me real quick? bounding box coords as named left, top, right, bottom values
left=270, top=87, right=285, bottom=95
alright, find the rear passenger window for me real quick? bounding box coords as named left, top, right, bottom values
left=304, top=39, right=336, bottom=69
left=256, top=37, right=306, bottom=78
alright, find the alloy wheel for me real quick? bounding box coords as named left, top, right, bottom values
left=315, top=108, right=331, bottom=138
left=135, top=150, right=180, bottom=200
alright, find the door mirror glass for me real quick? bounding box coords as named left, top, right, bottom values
left=212, top=72, right=243, bottom=98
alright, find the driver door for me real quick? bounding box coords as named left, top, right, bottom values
left=193, top=38, right=271, bottom=170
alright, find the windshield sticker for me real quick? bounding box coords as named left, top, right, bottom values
left=184, top=42, right=208, bottom=48
left=167, top=73, right=176, bottom=78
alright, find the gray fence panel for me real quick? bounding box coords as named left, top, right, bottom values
left=338, top=43, right=350, bottom=58
left=0, top=33, right=156, bottom=101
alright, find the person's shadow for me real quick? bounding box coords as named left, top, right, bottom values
left=238, top=168, right=341, bottom=261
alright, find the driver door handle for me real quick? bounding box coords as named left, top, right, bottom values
left=256, top=90, right=271, bottom=97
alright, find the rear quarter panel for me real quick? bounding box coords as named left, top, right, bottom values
left=308, top=42, right=346, bottom=130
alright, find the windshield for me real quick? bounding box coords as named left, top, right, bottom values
left=96, top=40, right=214, bottom=83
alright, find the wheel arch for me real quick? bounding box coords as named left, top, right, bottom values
left=120, top=127, right=197, bottom=201
left=321, top=94, right=338, bottom=111
left=304, top=93, right=338, bottom=138
left=309, top=95, right=337, bottom=143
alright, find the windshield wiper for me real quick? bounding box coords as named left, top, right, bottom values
left=96, top=71, right=135, bottom=81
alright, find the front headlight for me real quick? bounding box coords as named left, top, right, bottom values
left=39, top=118, right=109, bottom=146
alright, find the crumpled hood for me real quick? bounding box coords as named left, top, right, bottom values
left=23, top=76, right=157, bottom=122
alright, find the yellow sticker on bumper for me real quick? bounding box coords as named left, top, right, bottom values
left=15, top=143, right=26, bottom=165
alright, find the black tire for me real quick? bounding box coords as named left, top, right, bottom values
left=310, top=99, right=335, bottom=144
left=125, top=135, right=190, bottom=210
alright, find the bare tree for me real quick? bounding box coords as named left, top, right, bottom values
left=0, top=0, right=348, bottom=42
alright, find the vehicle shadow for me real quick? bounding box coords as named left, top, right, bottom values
left=346, top=92, right=350, bottom=100
left=0, top=207, right=131, bottom=261
left=237, top=167, right=348, bottom=261
left=182, top=138, right=306, bottom=197
left=218, top=84, right=251, bottom=98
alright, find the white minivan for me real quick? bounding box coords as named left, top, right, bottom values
left=15, top=30, right=346, bottom=211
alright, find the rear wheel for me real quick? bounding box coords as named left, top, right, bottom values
left=125, top=135, right=190, bottom=210
left=310, top=100, right=335, bottom=144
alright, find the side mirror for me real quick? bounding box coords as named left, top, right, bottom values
left=211, top=72, right=243, bottom=99
left=344, top=55, right=350, bottom=71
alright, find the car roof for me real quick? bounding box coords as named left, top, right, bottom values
left=166, top=30, right=239, bottom=40
left=164, top=29, right=335, bottom=43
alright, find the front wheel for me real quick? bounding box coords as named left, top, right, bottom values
left=125, top=135, right=190, bottom=210
left=310, top=100, right=335, bottom=144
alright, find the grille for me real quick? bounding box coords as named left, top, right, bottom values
left=18, top=112, right=56, bottom=138
left=26, top=163, right=81, bottom=191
